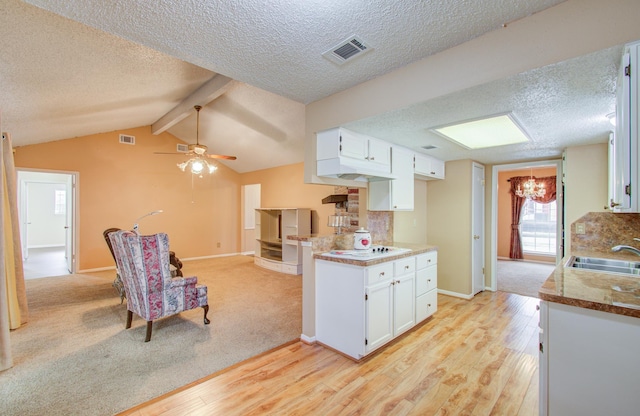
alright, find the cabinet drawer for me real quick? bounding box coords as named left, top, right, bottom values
left=366, top=262, right=394, bottom=285
left=416, top=289, right=438, bottom=323
left=416, top=266, right=437, bottom=296
left=394, top=257, right=415, bottom=276
left=416, top=251, right=437, bottom=269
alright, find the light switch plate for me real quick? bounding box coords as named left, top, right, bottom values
left=575, top=223, right=586, bottom=235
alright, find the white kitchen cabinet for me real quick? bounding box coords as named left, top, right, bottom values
left=316, top=254, right=421, bottom=360
left=539, top=301, right=640, bottom=415
left=254, top=208, right=310, bottom=274
left=414, top=152, right=445, bottom=180
left=415, top=251, right=438, bottom=322
left=316, top=127, right=392, bottom=180
left=369, top=145, right=414, bottom=211
left=610, top=40, right=640, bottom=212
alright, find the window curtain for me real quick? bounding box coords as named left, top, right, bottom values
left=509, top=175, right=557, bottom=260
left=1, top=132, right=28, bottom=372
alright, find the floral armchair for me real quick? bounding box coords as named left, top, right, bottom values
left=108, top=230, right=210, bottom=342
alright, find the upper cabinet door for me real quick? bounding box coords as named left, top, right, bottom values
left=367, top=137, right=392, bottom=170
left=339, top=129, right=369, bottom=161
left=414, top=153, right=445, bottom=180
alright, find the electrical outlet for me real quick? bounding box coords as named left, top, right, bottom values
left=216, top=242, right=221, bottom=248
left=575, top=223, right=586, bottom=235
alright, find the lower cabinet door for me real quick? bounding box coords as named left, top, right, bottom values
left=416, top=289, right=438, bottom=323
left=365, top=280, right=394, bottom=353
left=394, top=274, right=415, bottom=335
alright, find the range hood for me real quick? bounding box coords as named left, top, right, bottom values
left=316, top=157, right=397, bottom=182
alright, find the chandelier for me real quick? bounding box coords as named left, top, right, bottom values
left=516, top=177, right=545, bottom=199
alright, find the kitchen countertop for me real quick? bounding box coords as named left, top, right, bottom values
left=313, top=243, right=437, bottom=267
left=539, top=250, right=640, bottom=318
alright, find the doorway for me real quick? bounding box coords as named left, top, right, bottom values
left=17, top=169, right=77, bottom=279
left=490, top=160, right=563, bottom=294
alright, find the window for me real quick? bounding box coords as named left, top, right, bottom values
left=520, top=199, right=556, bottom=255
left=54, top=189, right=66, bottom=215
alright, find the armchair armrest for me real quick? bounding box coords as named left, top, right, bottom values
left=169, top=276, right=198, bottom=288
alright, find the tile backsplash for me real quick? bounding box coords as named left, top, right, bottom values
left=571, top=212, right=640, bottom=254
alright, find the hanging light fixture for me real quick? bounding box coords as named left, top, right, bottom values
left=516, top=170, right=545, bottom=199
left=176, top=105, right=218, bottom=177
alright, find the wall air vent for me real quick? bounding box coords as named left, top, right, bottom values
left=322, top=35, right=371, bottom=65
left=422, top=145, right=438, bottom=150
left=177, top=143, right=189, bottom=153
left=119, top=134, right=135, bottom=145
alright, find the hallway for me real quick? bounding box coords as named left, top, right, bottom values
left=23, top=247, right=69, bottom=279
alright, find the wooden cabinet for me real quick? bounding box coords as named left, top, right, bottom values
left=415, top=251, right=438, bottom=322
left=254, top=208, right=310, bottom=274
left=316, top=252, right=431, bottom=360
left=539, top=301, right=640, bottom=415
left=610, top=40, right=640, bottom=212
left=369, top=145, right=414, bottom=211
left=414, top=152, right=445, bottom=180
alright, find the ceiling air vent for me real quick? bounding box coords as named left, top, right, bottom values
left=119, top=134, right=135, bottom=145
left=322, top=35, right=371, bottom=65
left=177, top=143, right=189, bottom=153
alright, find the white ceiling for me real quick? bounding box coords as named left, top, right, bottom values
left=0, top=0, right=627, bottom=172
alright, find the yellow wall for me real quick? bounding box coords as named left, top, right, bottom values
left=564, top=143, right=609, bottom=254
left=497, top=167, right=557, bottom=262
left=14, top=128, right=335, bottom=271
left=426, top=159, right=473, bottom=296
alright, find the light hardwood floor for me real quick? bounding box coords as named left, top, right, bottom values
left=119, top=291, right=540, bottom=416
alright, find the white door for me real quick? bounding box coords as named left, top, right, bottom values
left=472, top=163, right=485, bottom=295
left=393, top=273, right=415, bottom=335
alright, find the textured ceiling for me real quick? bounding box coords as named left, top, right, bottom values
left=1, top=0, right=627, bottom=173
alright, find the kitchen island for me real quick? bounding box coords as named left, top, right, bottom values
left=314, top=244, right=437, bottom=360
left=538, top=252, right=640, bottom=416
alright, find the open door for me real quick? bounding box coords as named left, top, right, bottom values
left=64, top=174, right=75, bottom=273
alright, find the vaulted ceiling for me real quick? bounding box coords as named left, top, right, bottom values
left=0, top=0, right=634, bottom=172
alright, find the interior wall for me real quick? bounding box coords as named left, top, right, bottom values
left=14, top=126, right=242, bottom=270
left=24, top=182, right=66, bottom=247
left=497, top=166, right=557, bottom=262
left=427, top=159, right=473, bottom=296
left=240, top=162, right=335, bottom=235
left=564, top=143, right=609, bottom=254
left=393, top=179, right=427, bottom=244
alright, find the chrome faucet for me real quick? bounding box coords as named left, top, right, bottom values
left=612, top=244, right=640, bottom=256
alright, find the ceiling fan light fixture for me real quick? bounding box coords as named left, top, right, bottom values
left=177, top=157, right=217, bottom=177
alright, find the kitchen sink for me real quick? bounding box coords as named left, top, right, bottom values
left=566, top=256, right=640, bottom=276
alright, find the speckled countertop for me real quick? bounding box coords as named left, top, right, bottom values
left=539, top=250, right=640, bottom=318
left=313, top=242, right=437, bottom=267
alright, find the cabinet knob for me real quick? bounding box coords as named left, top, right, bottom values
left=473, top=235, right=480, bottom=240
left=369, top=156, right=375, bottom=161
left=405, top=265, right=409, bottom=270
left=610, top=199, right=621, bottom=208
left=380, top=271, right=385, bottom=276
left=427, top=279, right=431, bottom=282
left=536, top=304, right=540, bottom=311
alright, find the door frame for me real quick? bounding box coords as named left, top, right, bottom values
left=489, top=159, right=563, bottom=292
left=17, top=168, right=79, bottom=274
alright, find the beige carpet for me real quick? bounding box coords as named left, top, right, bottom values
left=1, top=255, right=301, bottom=416
left=497, top=259, right=556, bottom=298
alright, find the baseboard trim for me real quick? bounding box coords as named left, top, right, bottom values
left=437, top=288, right=474, bottom=300
left=300, top=334, right=316, bottom=344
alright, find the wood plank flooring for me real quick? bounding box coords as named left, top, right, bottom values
left=119, top=291, right=540, bottom=416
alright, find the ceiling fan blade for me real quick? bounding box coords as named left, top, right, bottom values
left=206, top=153, right=237, bottom=160
left=154, top=151, right=195, bottom=156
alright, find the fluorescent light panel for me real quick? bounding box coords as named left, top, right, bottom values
left=431, top=113, right=530, bottom=149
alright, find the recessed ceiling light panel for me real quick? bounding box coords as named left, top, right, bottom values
left=430, top=113, right=530, bottom=150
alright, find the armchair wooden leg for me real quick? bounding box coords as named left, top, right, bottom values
left=126, top=310, right=133, bottom=329
left=145, top=321, right=153, bottom=342
left=203, top=305, right=210, bottom=325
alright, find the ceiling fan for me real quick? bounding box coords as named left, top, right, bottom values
left=156, top=105, right=237, bottom=161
